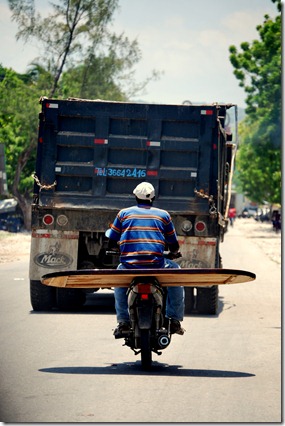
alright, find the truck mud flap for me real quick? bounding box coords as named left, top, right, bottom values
left=29, top=229, right=79, bottom=281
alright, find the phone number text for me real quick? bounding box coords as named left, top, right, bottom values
left=94, top=167, right=147, bottom=178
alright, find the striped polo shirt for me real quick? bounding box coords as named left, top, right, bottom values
left=108, top=204, right=179, bottom=268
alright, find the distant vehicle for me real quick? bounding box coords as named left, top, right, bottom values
left=238, top=206, right=258, bottom=218
left=0, top=198, right=24, bottom=232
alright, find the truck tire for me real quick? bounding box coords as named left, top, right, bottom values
left=195, top=250, right=221, bottom=315
left=184, top=287, right=194, bottom=315
left=56, top=288, right=86, bottom=311
left=30, top=280, right=56, bottom=311
left=196, top=286, right=219, bottom=315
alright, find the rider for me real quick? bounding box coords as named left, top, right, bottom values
left=107, top=182, right=185, bottom=337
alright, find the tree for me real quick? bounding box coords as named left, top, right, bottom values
left=8, top=0, right=157, bottom=99
left=9, top=0, right=119, bottom=96
left=229, top=0, right=281, bottom=205
left=0, top=66, right=41, bottom=228
left=5, top=0, right=159, bottom=229
left=59, top=33, right=156, bottom=100
left=235, top=120, right=281, bottom=205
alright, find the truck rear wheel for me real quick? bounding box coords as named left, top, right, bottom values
left=194, top=250, right=221, bottom=315
left=184, top=287, right=194, bottom=315
left=30, top=280, right=56, bottom=311
left=196, top=286, right=219, bottom=315
left=56, top=288, right=86, bottom=311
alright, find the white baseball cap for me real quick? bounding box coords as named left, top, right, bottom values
left=133, top=182, right=155, bottom=200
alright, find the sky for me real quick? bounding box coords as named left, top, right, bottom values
left=0, top=0, right=279, bottom=108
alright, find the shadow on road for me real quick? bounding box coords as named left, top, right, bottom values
left=31, top=291, right=226, bottom=317
left=39, top=362, right=255, bottom=378
left=30, top=292, right=116, bottom=315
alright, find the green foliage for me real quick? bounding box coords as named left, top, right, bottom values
left=59, top=33, right=145, bottom=100
left=4, top=0, right=159, bottom=228
left=0, top=65, right=40, bottom=196
left=229, top=0, right=281, bottom=205
left=235, top=121, right=281, bottom=204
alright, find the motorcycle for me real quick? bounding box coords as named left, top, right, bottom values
left=108, top=250, right=182, bottom=370
left=40, top=252, right=256, bottom=371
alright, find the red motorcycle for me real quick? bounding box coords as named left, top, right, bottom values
left=110, top=251, right=182, bottom=370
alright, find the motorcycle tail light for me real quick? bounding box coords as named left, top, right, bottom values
left=43, top=214, right=54, bottom=226
left=138, top=284, right=152, bottom=294
left=141, top=294, right=149, bottom=300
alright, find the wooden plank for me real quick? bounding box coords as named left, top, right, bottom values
left=41, top=268, right=256, bottom=289
left=49, top=276, right=69, bottom=288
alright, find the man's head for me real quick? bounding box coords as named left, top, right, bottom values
left=133, top=182, right=155, bottom=204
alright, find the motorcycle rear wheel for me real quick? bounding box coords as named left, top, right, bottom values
left=140, top=329, right=152, bottom=370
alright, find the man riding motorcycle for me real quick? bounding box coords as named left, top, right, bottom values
left=107, top=182, right=185, bottom=337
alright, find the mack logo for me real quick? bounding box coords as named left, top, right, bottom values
left=34, top=242, right=73, bottom=268
left=178, top=259, right=208, bottom=269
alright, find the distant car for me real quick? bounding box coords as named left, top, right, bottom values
left=0, top=198, right=24, bottom=232
left=0, top=215, right=23, bottom=232
left=239, top=207, right=258, bottom=218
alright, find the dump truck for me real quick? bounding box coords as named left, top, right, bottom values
left=29, top=97, right=237, bottom=314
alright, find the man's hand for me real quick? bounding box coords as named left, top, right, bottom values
left=165, top=251, right=182, bottom=260
left=108, top=238, right=119, bottom=250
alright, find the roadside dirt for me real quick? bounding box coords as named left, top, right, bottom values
left=228, top=218, right=281, bottom=266
left=0, top=230, right=31, bottom=263
left=0, top=218, right=281, bottom=265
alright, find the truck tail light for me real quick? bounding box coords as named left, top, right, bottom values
left=43, top=214, right=54, bottom=226
left=194, top=216, right=208, bottom=236
left=181, top=220, right=192, bottom=234
left=195, top=221, right=206, bottom=232
left=57, top=214, right=68, bottom=226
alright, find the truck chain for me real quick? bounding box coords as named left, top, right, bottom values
left=194, top=188, right=214, bottom=202
left=32, top=174, right=57, bottom=191
left=194, top=189, right=217, bottom=217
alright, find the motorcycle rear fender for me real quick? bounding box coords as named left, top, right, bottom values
left=137, top=304, right=153, bottom=329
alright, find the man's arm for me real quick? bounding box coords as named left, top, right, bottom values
left=106, top=213, right=122, bottom=249
left=164, top=214, right=180, bottom=254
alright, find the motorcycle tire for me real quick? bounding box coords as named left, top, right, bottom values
left=140, top=329, right=152, bottom=370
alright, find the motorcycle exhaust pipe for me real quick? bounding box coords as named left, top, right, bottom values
left=158, top=335, right=170, bottom=348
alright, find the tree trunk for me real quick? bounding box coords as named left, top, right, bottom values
left=49, top=2, right=81, bottom=97
left=12, top=142, right=36, bottom=231
left=16, top=194, right=32, bottom=231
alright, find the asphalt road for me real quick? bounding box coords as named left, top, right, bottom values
left=0, top=224, right=281, bottom=422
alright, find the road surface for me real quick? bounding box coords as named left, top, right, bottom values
left=0, top=221, right=281, bottom=422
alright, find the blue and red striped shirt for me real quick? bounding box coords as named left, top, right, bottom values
left=108, top=204, right=179, bottom=268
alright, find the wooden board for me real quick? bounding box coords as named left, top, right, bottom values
left=41, top=268, right=256, bottom=289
